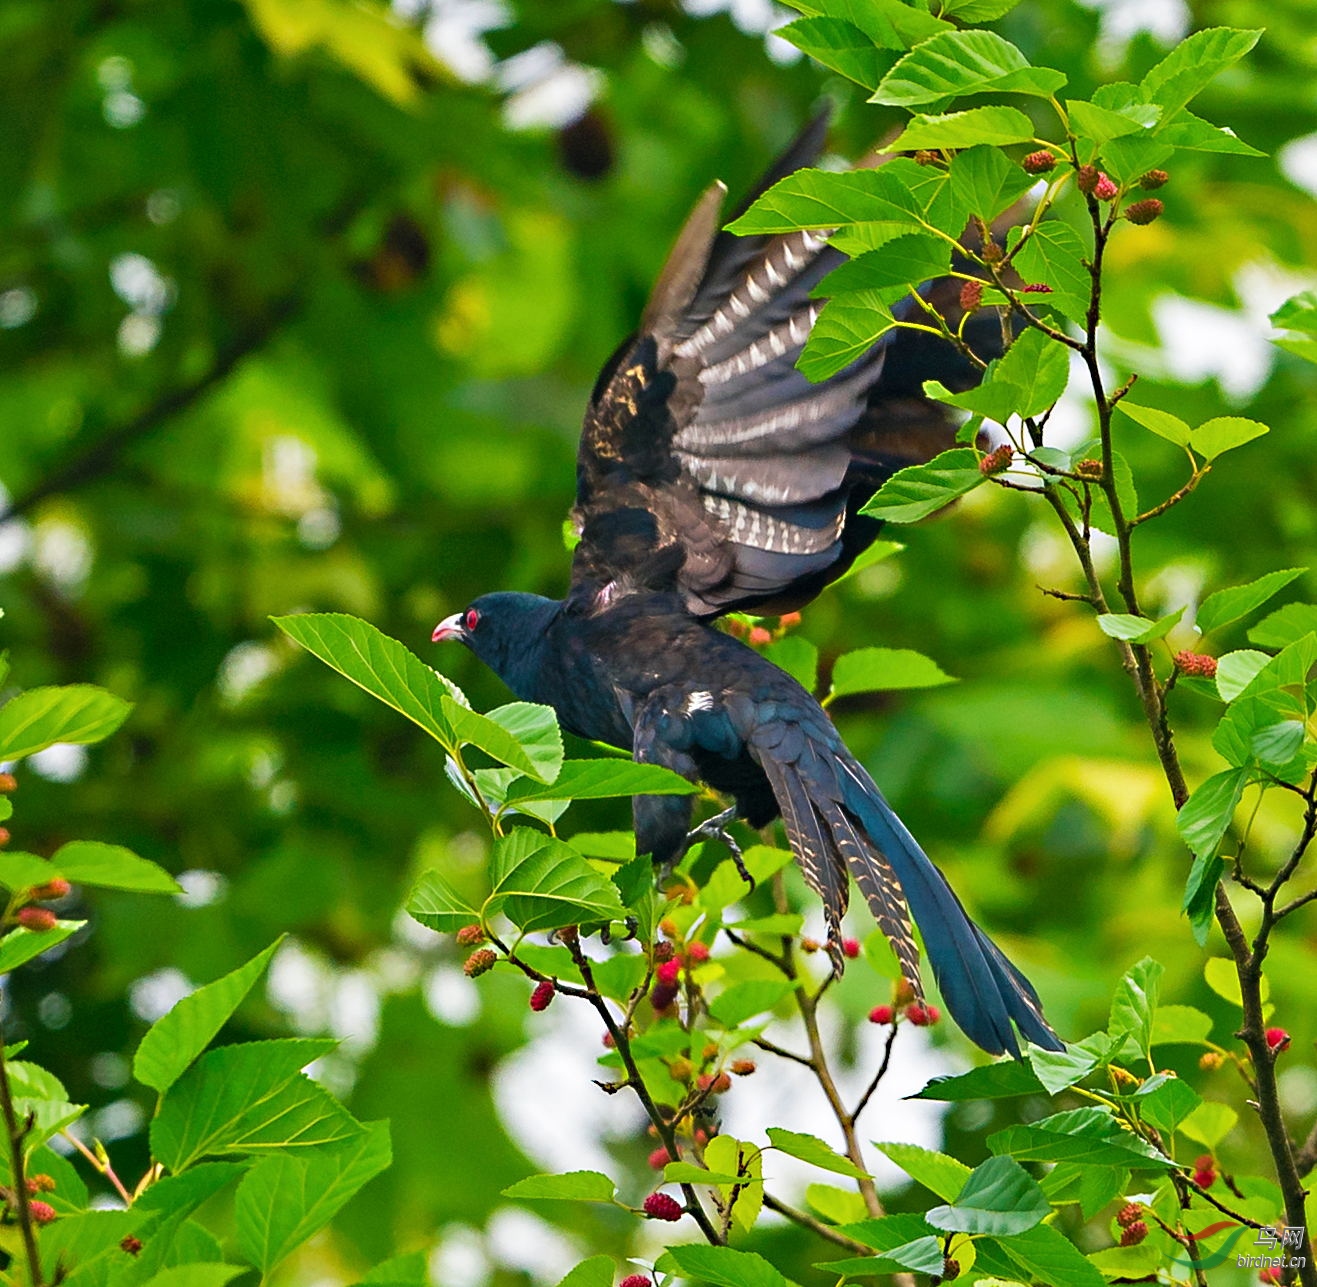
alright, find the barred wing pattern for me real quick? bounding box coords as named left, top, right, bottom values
left=571, top=113, right=983, bottom=619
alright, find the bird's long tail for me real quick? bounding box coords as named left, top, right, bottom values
left=763, top=748, right=1061, bottom=1057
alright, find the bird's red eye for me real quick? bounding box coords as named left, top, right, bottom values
left=464, top=607, right=480, bottom=632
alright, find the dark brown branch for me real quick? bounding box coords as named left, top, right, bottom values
left=0, top=1030, right=45, bottom=1287
left=851, top=1021, right=900, bottom=1123
left=559, top=935, right=724, bottom=1246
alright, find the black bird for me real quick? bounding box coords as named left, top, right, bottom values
left=434, top=115, right=1061, bottom=1057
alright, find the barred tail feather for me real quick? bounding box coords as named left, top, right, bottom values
left=766, top=758, right=849, bottom=974
left=835, top=757, right=1062, bottom=1057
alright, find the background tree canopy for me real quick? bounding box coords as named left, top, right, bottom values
left=1, top=0, right=1315, bottom=1282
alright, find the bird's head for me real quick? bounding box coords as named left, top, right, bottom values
left=432, top=591, right=560, bottom=699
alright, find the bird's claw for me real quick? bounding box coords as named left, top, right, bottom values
left=601, top=916, right=640, bottom=945
left=684, top=806, right=754, bottom=894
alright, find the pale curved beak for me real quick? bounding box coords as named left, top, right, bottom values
left=432, top=613, right=466, bottom=643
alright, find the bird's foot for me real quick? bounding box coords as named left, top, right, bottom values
left=601, top=916, right=640, bottom=945
left=685, top=806, right=754, bottom=893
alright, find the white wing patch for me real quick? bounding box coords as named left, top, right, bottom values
left=683, top=690, right=716, bottom=715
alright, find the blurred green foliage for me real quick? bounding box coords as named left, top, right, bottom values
left=2, top=0, right=1316, bottom=1281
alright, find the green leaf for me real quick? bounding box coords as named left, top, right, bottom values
left=988, top=1106, right=1174, bottom=1168
left=1152, top=1004, right=1213, bottom=1046
left=861, top=448, right=986, bottom=523
left=1176, top=768, right=1247, bottom=858
left=0, top=851, right=69, bottom=892
left=949, top=146, right=1037, bottom=223
left=486, top=702, right=564, bottom=783
left=871, top=30, right=1066, bottom=106
left=273, top=613, right=461, bottom=748
left=1008, top=221, right=1090, bottom=320
left=1203, top=955, right=1268, bottom=1008
left=553, top=1256, right=615, bottom=1287
left=829, top=647, right=957, bottom=698
left=1108, top=956, right=1162, bottom=1052
left=658, top=1244, right=793, bottom=1287
left=405, top=869, right=481, bottom=933
left=1182, top=852, right=1225, bottom=945
left=838, top=1211, right=939, bottom=1251
left=816, top=233, right=950, bottom=298
left=150, top=1039, right=358, bottom=1172
left=1027, top=1031, right=1116, bottom=1094
left=236, top=1121, right=391, bottom=1272
left=938, top=0, right=1023, bottom=17
left=727, top=167, right=921, bottom=235
left=1135, top=1073, right=1201, bottom=1133
left=1139, top=27, right=1262, bottom=119
left=51, top=840, right=181, bottom=893
left=1178, top=1100, right=1238, bottom=1149
left=767, top=1128, right=868, bottom=1179
left=994, top=327, right=1072, bottom=420
left=1251, top=720, right=1306, bottom=769
left=7, top=1060, right=85, bottom=1149
left=1191, top=416, right=1269, bottom=461
left=1216, top=650, right=1271, bottom=701
left=889, top=106, right=1036, bottom=150
left=489, top=828, right=627, bottom=931
left=1100, top=132, right=1175, bottom=183
left=1250, top=603, right=1317, bottom=650
left=926, top=1156, right=1050, bottom=1236
left=828, top=539, right=904, bottom=590
left=0, top=684, right=132, bottom=762
left=1197, top=568, right=1305, bottom=634
left=443, top=699, right=554, bottom=780
left=37, top=1210, right=151, bottom=1281
left=910, top=1060, right=1044, bottom=1101
left=139, top=1267, right=247, bottom=1287
left=993, top=1223, right=1107, bottom=1287
left=135, top=938, right=284, bottom=1094
left=502, top=1170, right=616, bottom=1202
left=356, top=1256, right=432, bottom=1287
left=1067, top=98, right=1160, bottom=147
left=776, top=17, right=890, bottom=89
left=799, top=291, right=899, bottom=382
left=1271, top=289, right=1317, bottom=334
left=1097, top=609, right=1183, bottom=644
left=874, top=1143, right=971, bottom=1201
left=0, top=919, right=84, bottom=974
left=663, top=1161, right=743, bottom=1185
left=1117, top=401, right=1192, bottom=446
left=1160, top=110, right=1264, bottom=155
left=928, top=327, right=1069, bottom=426
left=762, top=637, right=819, bottom=693
left=709, top=980, right=793, bottom=1027
left=505, top=759, right=695, bottom=804
left=806, top=1183, right=869, bottom=1226
left=1040, top=1162, right=1127, bottom=1220
left=877, top=1237, right=947, bottom=1275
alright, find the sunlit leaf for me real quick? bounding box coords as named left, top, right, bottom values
left=135, top=938, right=285, bottom=1093
left=0, top=685, right=132, bottom=762
left=872, top=30, right=1066, bottom=106
left=502, top=1171, right=616, bottom=1202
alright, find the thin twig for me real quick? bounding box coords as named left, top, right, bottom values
left=852, top=1021, right=900, bottom=1123
left=61, top=1129, right=133, bottom=1206
left=0, top=1030, right=45, bottom=1287
left=763, top=1192, right=875, bottom=1254
left=560, top=935, right=724, bottom=1246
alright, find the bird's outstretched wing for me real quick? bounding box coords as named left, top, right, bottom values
left=570, top=111, right=991, bottom=619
